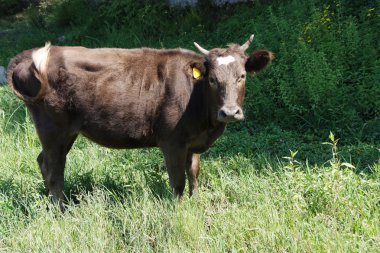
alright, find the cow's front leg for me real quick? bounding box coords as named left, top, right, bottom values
left=160, top=143, right=187, bottom=197
left=186, top=153, right=200, bottom=197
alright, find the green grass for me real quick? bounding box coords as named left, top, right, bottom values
left=0, top=86, right=379, bottom=252
left=1, top=0, right=379, bottom=251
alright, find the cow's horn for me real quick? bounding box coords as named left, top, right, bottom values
left=240, top=34, right=255, bottom=51
left=194, top=42, right=210, bottom=56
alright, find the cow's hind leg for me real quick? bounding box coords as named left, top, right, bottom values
left=37, top=133, right=77, bottom=201
left=29, top=107, right=78, bottom=204
left=186, top=153, right=200, bottom=197
left=37, top=133, right=78, bottom=203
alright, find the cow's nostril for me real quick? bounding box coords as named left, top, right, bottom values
left=234, top=108, right=241, bottom=115
left=219, top=110, right=227, bottom=118
left=218, top=107, right=243, bottom=122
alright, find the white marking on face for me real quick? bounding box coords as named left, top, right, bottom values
left=216, top=55, right=235, bottom=66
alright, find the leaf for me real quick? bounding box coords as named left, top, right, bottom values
left=329, top=131, right=335, bottom=142
left=290, top=150, right=298, bottom=158
left=341, top=162, right=356, bottom=169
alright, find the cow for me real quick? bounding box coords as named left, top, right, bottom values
left=7, top=35, right=273, bottom=204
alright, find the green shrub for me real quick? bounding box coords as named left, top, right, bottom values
left=239, top=0, right=380, bottom=140
left=0, top=0, right=28, bottom=16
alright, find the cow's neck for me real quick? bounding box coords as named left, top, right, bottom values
left=185, top=81, right=226, bottom=153
left=204, top=82, right=226, bottom=134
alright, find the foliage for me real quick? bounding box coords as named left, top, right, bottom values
left=322, top=131, right=356, bottom=170
left=244, top=0, right=380, bottom=139
left=282, top=149, right=301, bottom=170
left=0, top=1, right=379, bottom=251
left=0, top=0, right=29, bottom=17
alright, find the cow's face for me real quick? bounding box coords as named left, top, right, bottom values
left=194, top=35, right=273, bottom=123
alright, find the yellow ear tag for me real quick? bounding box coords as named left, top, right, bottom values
left=192, top=67, right=201, bottom=79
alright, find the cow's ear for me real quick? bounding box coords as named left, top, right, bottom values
left=188, top=61, right=207, bottom=80
left=245, top=50, right=274, bottom=74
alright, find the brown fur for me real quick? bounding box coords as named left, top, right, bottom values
left=7, top=40, right=272, bottom=203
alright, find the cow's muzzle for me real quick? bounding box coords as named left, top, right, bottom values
left=217, top=106, right=244, bottom=123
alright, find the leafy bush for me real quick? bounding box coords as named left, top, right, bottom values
left=0, top=0, right=30, bottom=16
left=238, top=0, right=380, bottom=140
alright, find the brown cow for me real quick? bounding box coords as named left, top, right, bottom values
left=7, top=35, right=273, bottom=203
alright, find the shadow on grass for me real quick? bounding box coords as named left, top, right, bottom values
left=202, top=127, right=379, bottom=175
left=0, top=164, right=172, bottom=216
left=0, top=176, right=48, bottom=217
left=62, top=166, right=172, bottom=206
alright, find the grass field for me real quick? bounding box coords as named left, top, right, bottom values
left=1, top=0, right=379, bottom=251
left=0, top=87, right=379, bottom=252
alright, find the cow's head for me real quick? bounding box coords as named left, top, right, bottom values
left=194, top=35, right=273, bottom=123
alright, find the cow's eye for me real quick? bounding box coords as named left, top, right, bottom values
left=237, top=74, right=246, bottom=83
left=209, top=77, right=217, bottom=87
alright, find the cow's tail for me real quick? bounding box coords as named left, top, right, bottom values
left=7, top=42, right=51, bottom=103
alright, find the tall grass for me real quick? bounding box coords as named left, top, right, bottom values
left=0, top=85, right=379, bottom=252
left=0, top=0, right=379, bottom=251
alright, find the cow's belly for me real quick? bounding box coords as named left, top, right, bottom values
left=79, top=115, right=157, bottom=149
left=80, top=127, right=157, bottom=149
